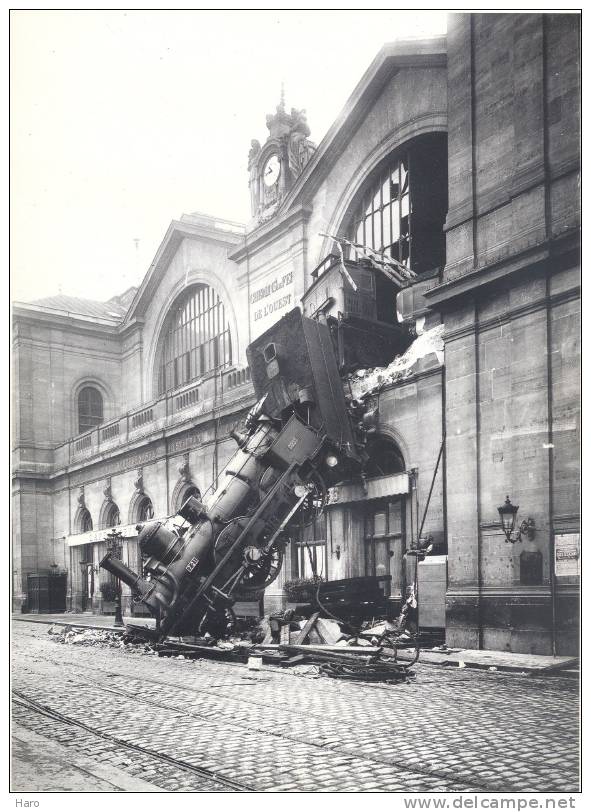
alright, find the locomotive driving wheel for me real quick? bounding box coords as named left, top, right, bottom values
left=235, top=536, right=286, bottom=597
left=213, top=520, right=286, bottom=598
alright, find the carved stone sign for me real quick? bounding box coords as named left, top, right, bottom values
left=69, top=446, right=164, bottom=487
left=250, top=271, right=294, bottom=337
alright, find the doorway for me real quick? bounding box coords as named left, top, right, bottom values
left=364, top=498, right=406, bottom=604
left=80, top=544, right=94, bottom=612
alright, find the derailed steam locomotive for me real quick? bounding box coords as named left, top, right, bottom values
left=100, top=308, right=370, bottom=641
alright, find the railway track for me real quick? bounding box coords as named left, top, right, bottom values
left=13, top=690, right=254, bottom=793
left=12, top=622, right=579, bottom=793
left=11, top=645, right=507, bottom=793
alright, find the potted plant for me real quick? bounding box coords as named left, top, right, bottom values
left=99, top=581, right=119, bottom=614
left=283, top=575, right=324, bottom=604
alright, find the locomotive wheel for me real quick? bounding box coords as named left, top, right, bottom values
left=213, top=520, right=286, bottom=599
left=234, top=537, right=285, bottom=597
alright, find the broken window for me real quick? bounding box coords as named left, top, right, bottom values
left=346, top=133, right=448, bottom=276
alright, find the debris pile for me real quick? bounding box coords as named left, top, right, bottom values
left=46, top=604, right=419, bottom=683
left=47, top=624, right=132, bottom=649
left=347, top=324, right=444, bottom=400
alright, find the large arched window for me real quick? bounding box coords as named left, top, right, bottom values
left=78, top=386, right=103, bottom=434
left=157, top=285, right=232, bottom=394
left=345, top=133, right=448, bottom=277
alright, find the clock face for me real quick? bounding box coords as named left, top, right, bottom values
left=263, top=154, right=281, bottom=187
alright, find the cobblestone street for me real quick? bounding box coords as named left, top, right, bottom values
left=11, top=622, right=579, bottom=793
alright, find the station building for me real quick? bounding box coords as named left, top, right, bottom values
left=12, top=13, right=580, bottom=654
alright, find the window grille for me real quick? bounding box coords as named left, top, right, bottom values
left=345, top=134, right=447, bottom=276
left=349, top=153, right=411, bottom=267
left=78, top=387, right=103, bottom=434
left=158, top=285, right=232, bottom=394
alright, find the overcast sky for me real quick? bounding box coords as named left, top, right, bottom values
left=11, top=10, right=448, bottom=303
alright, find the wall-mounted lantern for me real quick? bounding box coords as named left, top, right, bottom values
left=497, top=496, right=535, bottom=544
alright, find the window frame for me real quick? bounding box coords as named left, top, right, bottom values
left=137, top=497, right=154, bottom=523
left=348, top=151, right=412, bottom=268
left=78, top=386, right=104, bottom=434
left=292, top=513, right=328, bottom=580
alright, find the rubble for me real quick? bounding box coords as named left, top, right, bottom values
left=347, top=324, right=444, bottom=400
left=45, top=604, right=419, bottom=683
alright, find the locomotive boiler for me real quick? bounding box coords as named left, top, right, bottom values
left=100, top=308, right=369, bottom=641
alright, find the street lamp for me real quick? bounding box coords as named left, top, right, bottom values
left=497, top=495, right=536, bottom=544
left=106, top=529, right=124, bottom=626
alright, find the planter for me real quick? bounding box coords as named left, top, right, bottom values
left=283, top=578, right=324, bottom=604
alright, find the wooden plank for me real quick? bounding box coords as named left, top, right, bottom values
left=293, top=612, right=320, bottom=645
left=280, top=654, right=308, bottom=667
left=315, top=617, right=343, bottom=645
left=253, top=643, right=382, bottom=655
left=280, top=624, right=291, bottom=645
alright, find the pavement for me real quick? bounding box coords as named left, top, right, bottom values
left=11, top=617, right=580, bottom=793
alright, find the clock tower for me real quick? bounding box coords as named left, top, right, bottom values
left=248, top=91, right=316, bottom=226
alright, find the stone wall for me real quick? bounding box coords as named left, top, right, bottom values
left=442, top=13, right=580, bottom=654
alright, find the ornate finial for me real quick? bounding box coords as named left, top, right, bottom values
left=77, top=486, right=85, bottom=507
left=134, top=468, right=144, bottom=494
left=103, top=477, right=112, bottom=501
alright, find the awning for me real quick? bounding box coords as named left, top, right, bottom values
left=66, top=522, right=144, bottom=547
left=327, top=472, right=410, bottom=505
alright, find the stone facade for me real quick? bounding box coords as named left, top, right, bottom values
left=12, top=14, right=579, bottom=653
left=428, top=13, right=580, bottom=655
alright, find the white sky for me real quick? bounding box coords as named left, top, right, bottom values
left=10, top=10, right=448, bottom=303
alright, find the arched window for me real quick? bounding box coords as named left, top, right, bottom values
left=105, top=502, right=121, bottom=528
left=79, top=508, right=93, bottom=533
left=364, top=435, right=405, bottom=478
left=157, top=285, right=232, bottom=394
left=345, top=133, right=447, bottom=277
left=137, top=497, right=154, bottom=522
left=78, top=386, right=103, bottom=434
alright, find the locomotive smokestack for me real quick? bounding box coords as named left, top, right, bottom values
left=100, top=553, right=145, bottom=594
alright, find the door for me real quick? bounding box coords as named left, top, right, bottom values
left=81, top=545, right=94, bottom=611
left=364, top=498, right=405, bottom=602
